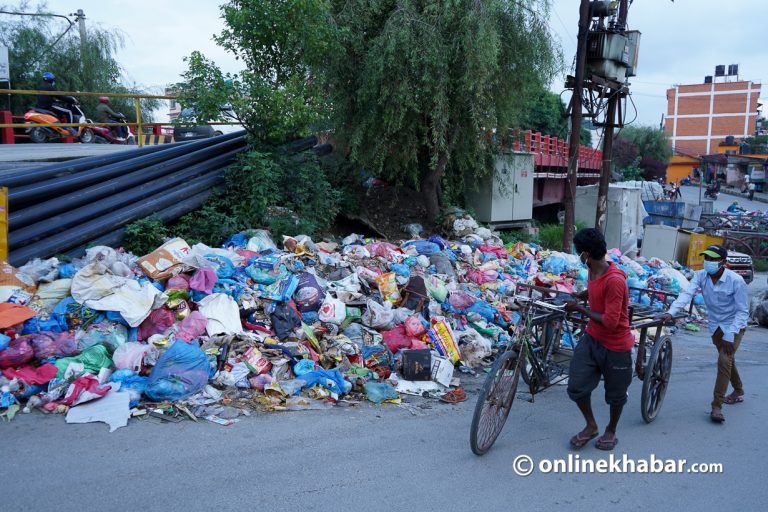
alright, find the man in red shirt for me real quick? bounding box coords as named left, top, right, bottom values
left=565, top=228, right=634, bottom=451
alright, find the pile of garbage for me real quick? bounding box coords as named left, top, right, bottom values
left=0, top=213, right=704, bottom=429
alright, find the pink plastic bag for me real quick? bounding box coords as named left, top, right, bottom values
left=113, top=341, right=158, bottom=372
left=448, top=291, right=477, bottom=310
left=138, top=308, right=176, bottom=341
left=0, top=337, right=35, bottom=368
left=404, top=316, right=427, bottom=338
left=177, top=311, right=208, bottom=342
left=166, top=274, right=190, bottom=291
left=189, top=267, right=217, bottom=294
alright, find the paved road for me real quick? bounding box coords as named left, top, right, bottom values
left=4, top=285, right=767, bottom=512
left=0, top=143, right=140, bottom=163
left=679, top=184, right=766, bottom=212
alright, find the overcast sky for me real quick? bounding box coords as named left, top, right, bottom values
left=38, top=0, right=768, bottom=127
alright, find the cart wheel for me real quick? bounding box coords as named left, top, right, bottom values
left=470, top=350, right=521, bottom=455
left=641, top=336, right=673, bottom=423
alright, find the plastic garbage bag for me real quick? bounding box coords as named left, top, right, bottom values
left=404, top=315, right=427, bottom=337
left=402, top=240, right=441, bottom=256
left=112, top=341, right=158, bottom=372
left=448, top=290, right=477, bottom=310
left=138, top=309, right=176, bottom=341
left=382, top=325, right=426, bottom=353
left=76, top=322, right=128, bottom=352
left=299, top=369, right=350, bottom=396
left=145, top=341, right=210, bottom=401
left=424, top=275, right=448, bottom=303
left=177, top=311, right=208, bottom=342
left=429, top=252, right=455, bottom=277
left=189, top=267, right=218, bottom=295
left=54, top=344, right=112, bottom=379
left=110, top=369, right=148, bottom=405
left=328, top=273, right=362, bottom=303
left=457, top=328, right=492, bottom=367
left=166, top=275, right=190, bottom=291
left=30, top=331, right=78, bottom=360
left=270, top=302, right=302, bottom=340
left=362, top=300, right=395, bottom=330
left=205, top=254, right=236, bottom=279
left=18, top=257, right=60, bottom=284
left=198, top=293, right=243, bottom=336
left=294, top=272, right=325, bottom=312
left=364, top=381, right=398, bottom=404
left=0, top=337, right=35, bottom=368
left=318, top=294, right=346, bottom=325
left=246, top=230, right=278, bottom=252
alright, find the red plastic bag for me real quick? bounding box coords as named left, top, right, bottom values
left=0, top=337, right=35, bottom=368
left=138, top=308, right=176, bottom=341
left=383, top=325, right=422, bottom=353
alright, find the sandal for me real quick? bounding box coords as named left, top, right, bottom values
left=439, top=387, right=467, bottom=404
left=569, top=430, right=599, bottom=448
left=710, top=409, right=725, bottom=423
left=723, top=394, right=744, bottom=405
left=595, top=434, right=619, bottom=451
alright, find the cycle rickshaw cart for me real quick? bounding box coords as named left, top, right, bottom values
left=469, top=283, right=686, bottom=456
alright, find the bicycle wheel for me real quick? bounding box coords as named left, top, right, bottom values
left=641, top=336, right=673, bottom=423
left=470, top=349, right=521, bottom=455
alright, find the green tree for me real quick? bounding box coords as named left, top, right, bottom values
left=0, top=1, right=160, bottom=119
left=175, top=0, right=335, bottom=143
left=616, top=125, right=671, bottom=164
left=325, top=0, right=561, bottom=220
left=522, top=89, right=591, bottom=145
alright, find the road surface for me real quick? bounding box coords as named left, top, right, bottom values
left=679, top=184, right=766, bottom=212
left=4, top=277, right=767, bottom=512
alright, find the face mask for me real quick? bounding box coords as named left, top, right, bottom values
left=703, top=260, right=721, bottom=275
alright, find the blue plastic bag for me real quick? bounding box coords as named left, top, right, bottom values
left=363, top=382, right=398, bottom=404
left=145, top=341, right=210, bottom=401
left=0, top=334, right=10, bottom=351
left=111, top=369, right=148, bottom=406
left=402, top=240, right=441, bottom=256
left=298, top=369, right=350, bottom=395
left=205, top=254, right=236, bottom=279
left=391, top=263, right=411, bottom=278
left=542, top=255, right=570, bottom=275
left=58, top=263, right=78, bottom=279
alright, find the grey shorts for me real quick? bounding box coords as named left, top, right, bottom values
left=567, top=333, right=633, bottom=406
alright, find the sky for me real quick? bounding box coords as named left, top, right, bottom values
left=33, top=0, right=768, bottom=126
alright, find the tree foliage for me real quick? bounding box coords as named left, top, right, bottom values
left=521, top=89, right=591, bottom=146
left=325, top=0, right=561, bottom=219
left=0, top=1, right=160, bottom=119
left=612, top=125, right=671, bottom=181
left=175, top=0, right=335, bottom=143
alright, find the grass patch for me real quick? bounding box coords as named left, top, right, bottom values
left=753, top=259, right=768, bottom=273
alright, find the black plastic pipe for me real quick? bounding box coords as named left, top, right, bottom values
left=8, top=173, right=224, bottom=266
left=62, top=189, right=215, bottom=259
left=8, top=131, right=245, bottom=206
left=0, top=144, right=169, bottom=188
left=8, top=136, right=245, bottom=229
left=8, top=148, right=242, bottom=248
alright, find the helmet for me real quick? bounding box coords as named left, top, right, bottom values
left=42, top=72, right=55, bottom=82
left=98, top=96, right=109, bottom=104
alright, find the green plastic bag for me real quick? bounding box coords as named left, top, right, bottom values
left=55, top=344, right=113, bottom=379
left=424, top=276, right=448, bottom=303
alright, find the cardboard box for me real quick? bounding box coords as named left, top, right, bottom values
left=401, top=349, right=432, bottom=381
left=137, top=238, right=191, bottom=279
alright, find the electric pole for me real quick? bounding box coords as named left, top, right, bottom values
left=562, top=0, right=591, bottom=252
left=594, top=0, right=629, bottom=233
left=73, top=9, right=86, bottom=57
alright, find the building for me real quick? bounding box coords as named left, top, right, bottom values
left=665, top=66, right=761, bottom=156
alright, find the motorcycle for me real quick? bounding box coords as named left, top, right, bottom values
left=91, top=113, right=136, bottom=145
left=24, top=96, right=94, bottom=143
left=704, top=188, right=718, bottom=200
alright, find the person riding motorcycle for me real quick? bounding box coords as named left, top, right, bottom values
left=35, top=72, right=76, bottom=135
left=94, top=96, right=127, bottom=140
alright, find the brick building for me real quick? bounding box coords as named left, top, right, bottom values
left=665, top=77, right=761, bottom=156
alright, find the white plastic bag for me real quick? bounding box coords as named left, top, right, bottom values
left=113, top=341, right=159, bottom=372
left=198, top=293, right=243, bottom=336
left=246, top=230, right=277, bottom=252
left=318, top=294, right=346, bottom=324
left=362, top=300, right=394, bottom=330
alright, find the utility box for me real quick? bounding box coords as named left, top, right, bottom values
left=642, top=225, right=690, bottom=263
left=465, top=152, right=534, bottom=226
left=575, top=184, right=644, bottom=257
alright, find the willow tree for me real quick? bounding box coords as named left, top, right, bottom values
left=326, top=0, right=560, bottom=220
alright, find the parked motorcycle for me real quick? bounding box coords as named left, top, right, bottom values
left=24, top=96, right=94, bottom=143
left=91, top=113, right=136, bottom=144
left=704, top=188, right=718, bottom=200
